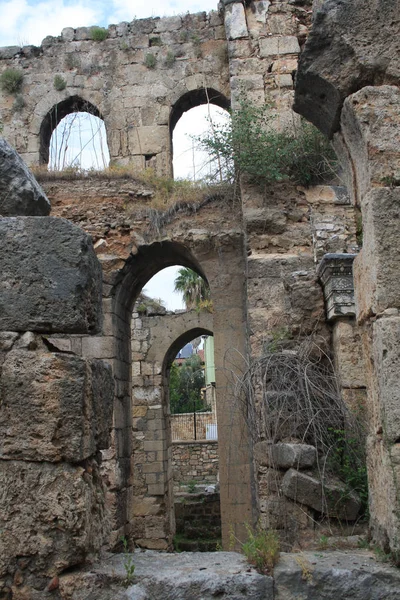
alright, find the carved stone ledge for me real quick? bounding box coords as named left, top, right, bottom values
left=317, top=253, right=357, bottom=321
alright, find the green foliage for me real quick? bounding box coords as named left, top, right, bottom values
left=174, top=267, right=210, bottom=310
left=169, top=354, right=206, bottom=414
left=197, top=97, right=338, bottom=186
left=164, top=51, right=176, bottom=68
left=53, top=74, right=66, bottom=91
left=144, top=53, right=157, bottom=69
left=91, top=26, right=108, bottom=42
left=149, top=36, right=162, bottom=46
left=13, top=93, right=25, bottom=112
left=328, top=427, right=369, bottom=518
left=120, top=536, right=135, bottom=585
left=241, top=525, right=280, bottom=575
left=187, top=480, right=197, bottom=493
left=0, top=68, right=24, bottom=94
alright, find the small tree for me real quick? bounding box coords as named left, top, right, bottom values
left=170, top=354, right=206, bottom=414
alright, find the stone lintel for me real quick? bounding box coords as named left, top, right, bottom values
left=317, top=253, right=357, bottom=321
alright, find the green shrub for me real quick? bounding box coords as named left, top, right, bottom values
left=241, top=525, right=280, bottom=575
left=0, top=68, right=24, bottom=94
left=53, top=75, right=66, bottom=91
left=197, top=96, right=338, bottom=186
left=91, top=26, right=108, bottom=42
left=164, top=51, right=176, bottom=68
left=13, top=94, right=25, bottom=112
left=144, top=53, right=156, bottom=69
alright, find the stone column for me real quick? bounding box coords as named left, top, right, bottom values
left=339, top=86, right=400, bottom=555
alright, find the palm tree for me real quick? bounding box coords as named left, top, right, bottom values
left=174, top=268, right=210, bottom=309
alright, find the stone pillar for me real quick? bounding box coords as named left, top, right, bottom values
left=0, top=187, right=113, bottom=596
left=339, top=86, right=400, bottom=555
left=317, top=253, right=367, bottom=415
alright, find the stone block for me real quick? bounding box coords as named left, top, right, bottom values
left=0, top=459, right=107, bottom=580
left=341, top=86, right=400, bottom=203
left=224, top=3, right=248, bottom=40
left=332, top=320, right=366, bottom=388
left=282, top=469, right=361, bottom=521
left=0, top=139, right=50, bottom=216
left=373, top=316, right=400, bottom=444
left=354, top=188, right=400, bottom=319
left=0, top=350, right=113, bottom=462
left=294, top=0, right=400, bottom=137
left=259, top=36, right=300, bottom=57
left=0, top=217, right=102, bottom=333
left=255, top=441, right=317, bottom=469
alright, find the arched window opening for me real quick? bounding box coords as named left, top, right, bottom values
left=39, top=96, right=110, bottom=170
left=170, top=88, right=231, bottom=182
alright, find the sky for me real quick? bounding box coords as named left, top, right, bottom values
left=0, top=0, right=225, bottom=311
left=0, top=0, right=220, bottom=47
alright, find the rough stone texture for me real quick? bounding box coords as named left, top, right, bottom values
left=59, top=551, right=271, bottom=600
left=0, top=459, right=108, bottom=585
left=172, top=442, right=219, bottom=488
left=340, top=86, right=400, bottom=205
left=274, top=550, right=400, bottom=600
left=0, top=350, right=113, bottom=462
left=0, top=138, right=50, bottom=216
left=372, top=316, right=400, bottom=445
left=332, top=319, right=366, bottom=389
left=224, top=2, right=248, bottom=39
left=255, top=442, right=317, bottom=470
left=354, top=188, right=400, bottom=320
left=294, top=0, right=400, bottom=137
left=0, top=217, right=102, bottom=333
left=282, top=469, right=361, bottom=521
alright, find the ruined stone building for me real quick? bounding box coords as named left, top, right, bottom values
left=0, top=0, right=400, bottom=597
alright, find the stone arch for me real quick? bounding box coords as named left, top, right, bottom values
left=169, top=87, right=230, bottom=135
left=39, top=95, right=105, bottom=164
left=109, top=237, right=256, bottom=549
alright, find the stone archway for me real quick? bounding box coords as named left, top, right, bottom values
left=109, top=237, right=256, bottom=549
left=39, top=96, right=105, bottom=165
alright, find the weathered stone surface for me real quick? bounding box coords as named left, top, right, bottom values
left=294, top=0, right=400, bottom=137
left=256, top=442, right=317, bottom=470
left=317, top=253, right=356, bottom=321
left=0, top=217, right=102, bottom=333
left=0, top=350, right=113, bottom=462
left=274, top=551, right=400, bottom=600
left=341, top=86, right=400, bottom=204
left=259, top=36, right=300, bottom=57
left=59, top=551, right=271, bottom=600
left=354, top=188, right=400, bottom=319
left=333, top=320, right=366, bottom=389
left=0, top=459, right=108, bottom=582
left=282, top=469, right=361, bottom=521
left=372, top=317, right=400, bottom=444
left=224, top=3, right=248, bottom=40
left=0, top=138, right=50, bottom=216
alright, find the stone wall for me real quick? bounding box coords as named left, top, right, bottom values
left=0, top=141, right=114, bottom=598
left=172, top=441, right=219, bottom=488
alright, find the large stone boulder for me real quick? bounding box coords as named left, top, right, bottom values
left=0, top=217, right=102, bottom=333
left=282, top=468, right=361, bottom=521
left=294, top=0, right=400, bottom=137
left=0, top=138, right=50, bottom=216
left=0, top=350, right=114, bottom=463
left=255, top=441, right=317, bottom=469
left=0, top=459, right=108, bottom=587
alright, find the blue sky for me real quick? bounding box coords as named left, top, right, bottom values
left=0, top=0, right=220, bottom=46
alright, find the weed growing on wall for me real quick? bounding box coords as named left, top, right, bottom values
left=120, top=536, right=135, bottom=585
left=144, top=53, right=157, bottom=69
left=53, top=75, right=66, bottom=91
left=91, top=27, right=108, bottom=42
left=197, top=97, right=338, bottom=186
left=0, top=69, right=24, bottom=94
left=230, top=524, right=280, bottom=574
